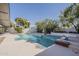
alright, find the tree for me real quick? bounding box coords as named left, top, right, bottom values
left=15, top=17, right=30, bottom=28
left=36, top=21, right=46, bottom=33
left=36, top=18, right=59, bottom=34
left=59, top=3, right=79, bottom=33
left=15, top=26, right=22, bottom=33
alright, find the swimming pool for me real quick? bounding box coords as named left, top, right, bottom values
left=16, top=34, right=61, bottom=47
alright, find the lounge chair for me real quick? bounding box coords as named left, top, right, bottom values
left=55, top=40, right=70, bottom=47
left=55, top=36, right=79, bottom=54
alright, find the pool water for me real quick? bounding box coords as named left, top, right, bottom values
left=16, top=34, right=61, bottom=47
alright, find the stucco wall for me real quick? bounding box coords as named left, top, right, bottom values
left=0, top=3, right=11, bottom=27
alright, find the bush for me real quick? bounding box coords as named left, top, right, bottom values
left=45, top=27, right=51, bottom=34
left=0, top=25, right=6, bottom=34
left=37, top=28, right=43, bottom=33
left=77, top=28, right=79, bottom=33
left=15, top=17, right=30, bottom=29
left=0, top=27, right=5, bottom=34
left=36, top=19, right=60, bottom=34
left=24, top=25, right=28, bottom=28
left=76, top=24, right=79, bottom=33
left=15, top=26, right=22, bottom=33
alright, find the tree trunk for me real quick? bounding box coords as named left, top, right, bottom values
left=71, top=22, right=78, bottom=32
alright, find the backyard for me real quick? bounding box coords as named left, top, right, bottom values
left=0, top=3, right=79, bottom=56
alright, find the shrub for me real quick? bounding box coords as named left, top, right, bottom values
left=37, top=28, right=43, bottom=33
left=0, top=27, right=5, bottom=34
left=36, top=19, right=59, bottom=34
left=0, top=25, right=6, bottom=34
left=77, top=27, right=79, bottom=33
left=15, top=26, right=22, bottom=33
left=45, top=27, right=51, bottom=34
left=15, top=17, right=30, bottom=29
left=76, top=24, right=79, bottom=33
left=24, top=25, right=28, bottom=28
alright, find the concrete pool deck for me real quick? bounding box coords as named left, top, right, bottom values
left=36, top=44, right=79, bottom=56
left=0, top=33, right=45, bottom=56
left=0, top=33, right=79, bottom=56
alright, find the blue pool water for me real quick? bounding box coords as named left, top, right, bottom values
left=16, top=34, right=61, bottom=47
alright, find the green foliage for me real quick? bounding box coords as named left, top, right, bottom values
left=74, top=4, right=79, bottom=18
left=0, top=25, right=7, bottom=34
left=15, top=26, right=22, bottom=33
left=59, top=3, right=79, bottom=33
left=36, top=19, right=59, bottom=34
left=0, top=27, right=5, bottom=34
left=15, top=17, right=30, bottom=28
left=36, top=21, right=45, bottom=33
left=76, top=24, right=79, bottom=33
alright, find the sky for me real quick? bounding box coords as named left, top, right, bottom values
left=10, top=3, right=71, bottom=25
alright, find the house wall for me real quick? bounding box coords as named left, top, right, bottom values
left=0, top=3, right=11, bottom=27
